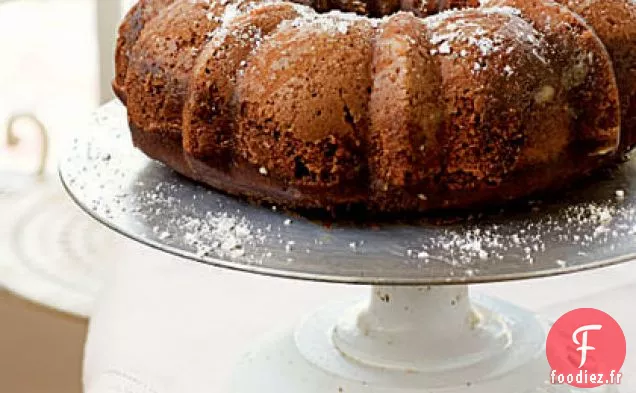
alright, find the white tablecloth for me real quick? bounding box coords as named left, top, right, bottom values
left=83, top=243, right=636, bottom=393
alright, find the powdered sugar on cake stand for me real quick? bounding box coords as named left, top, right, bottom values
left=60, top=101, right=629, bottom=393
left=60, top=101, right=636, bottom=285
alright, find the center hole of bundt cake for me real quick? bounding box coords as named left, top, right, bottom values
left=294, top=0, right=479, bottom=18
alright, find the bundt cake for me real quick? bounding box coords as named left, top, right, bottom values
left=113, top=0, right=636, bottom=213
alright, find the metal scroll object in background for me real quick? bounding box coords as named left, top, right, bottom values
left=0, top=113, right=48, bottom=197
left=5, top=112, right=49, bottom=178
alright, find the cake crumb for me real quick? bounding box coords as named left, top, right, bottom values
left=616, top=189, right=625, bottom=200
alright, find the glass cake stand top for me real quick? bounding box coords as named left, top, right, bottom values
left=59, top=101, right=636, bottom=285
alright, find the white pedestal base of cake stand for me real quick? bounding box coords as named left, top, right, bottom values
left=230, top=285, right=617, bottom=393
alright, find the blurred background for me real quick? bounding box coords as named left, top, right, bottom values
left=0, top=1, right=133, bottom=392
left=0, top=0, right=135, bottom=171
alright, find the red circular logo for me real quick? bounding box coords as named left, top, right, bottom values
left=546, top=308, right=626, bottom=388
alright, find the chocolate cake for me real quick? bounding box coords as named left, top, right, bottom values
left=113, top=0, right=636, bottom=213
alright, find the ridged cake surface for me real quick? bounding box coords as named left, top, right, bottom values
left=114, top=0, right=636, bottom=213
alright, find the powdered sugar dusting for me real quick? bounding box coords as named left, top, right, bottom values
left=405, top=200, right=636, bottom=270
left=425, top=6, right=547, bottom=76
left=278, top=7, right=375, bottom=36
left=182, top=212, right=263, bottom=259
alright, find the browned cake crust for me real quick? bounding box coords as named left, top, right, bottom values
left=554, top=0, right=636, bottom=153
left=113, top=0, right=177, bottom=103
left=114, top=0, right=635, bottom=214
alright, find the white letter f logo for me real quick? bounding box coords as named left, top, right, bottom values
left=572, top=324, right=603, bottom=368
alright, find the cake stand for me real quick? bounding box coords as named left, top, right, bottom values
left=59, top=102, right=636, bottom=393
